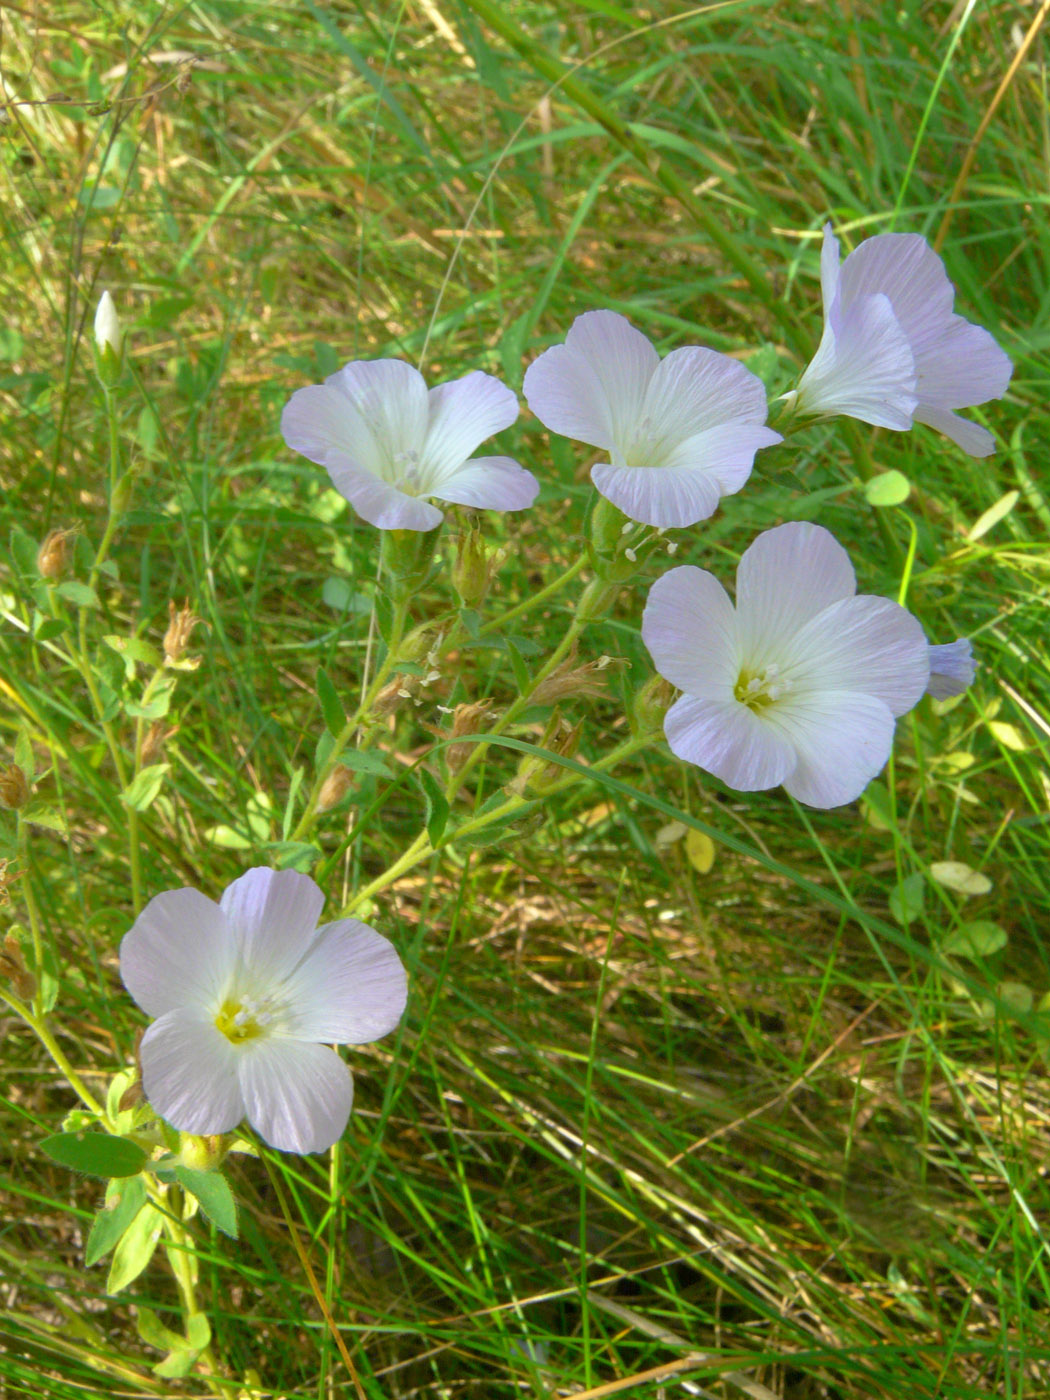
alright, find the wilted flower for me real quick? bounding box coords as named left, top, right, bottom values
left=0, top=763, right=29, bottom=811
left=927, top=638, right=976, bottom=700
left=281, top=360, right=538, bottom=531
left=164, top=600, right=203, bottom=668
left=794, top=224, right=1012, bottom=456
left=641, top=522, right=938, bottom=808
left=120, top=867, right=408, bottom=1154
left=522, top=310, right=781, bottom=528
left=37, top=527, right=76, bottom=580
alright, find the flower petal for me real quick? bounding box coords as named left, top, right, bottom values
left=429, top=455, right=539, bottom=512
left=916, top=316, right=1013, bottom=410
left=927, top=638, right=976, bottom=699
left=638, top=346, right=772, bottom=449
left=220, top=868, right=325, bottom=986
left=120, top=888, right=234, bottom=1018
left=282, top=920, right=408, bottom=1044
left=661, top=421, right=782, bottom=490
left=325, top=462, right=445, bottom=530
left=422, top=372, right=519, bottom=488
left=664, top=694, right=797, bottom=791
left=140, top=1007, right=245, bottom=1135
left=281, top=361, right=428, bottom=481
left=735, top=523, right=856, bottom=659
left=591, top=461, right=723, bottom=527
left=797, top=290, right=918, bottom=429
left=788, top=594, right=930, bottom=717
left=911, top=405, right=996, bottom=457
left=772, top=691, right=896, bottom=807
left=524, top=311, right=658, bottom=451
left=819, top=223, right=843, bottom=330
left=642, top=566, right=739, bottom=698
left=239, top=1039, right=354, bottom=1154
left=838, top=232, right=955, bottom=355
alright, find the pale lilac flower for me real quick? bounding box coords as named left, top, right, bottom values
left=794, top=224, right=1012, bottom=455
left=523, top=310, right=781, bottom=528
left=120, top=867, right=408, bottom=1154
left=281, top=360, right=537, bottom=531
left=641, top=522, right=933, bottom=807
left=927, top=638, right=976, bottom=699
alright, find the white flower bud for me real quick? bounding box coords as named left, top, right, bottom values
left=94, top=290, right=123, bottom=356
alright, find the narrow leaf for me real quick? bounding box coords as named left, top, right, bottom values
left=41, top=1131, right=148, bottom=1178
left=106, top=1202, right=163, bottom=1294
left=85, top=1176, right=148, bottom=1266
left=174, top=1165, right=238, bottom=1238
left=316, top=667, right=345, bottom=738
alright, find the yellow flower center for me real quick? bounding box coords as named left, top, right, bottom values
left=734, top=663, right=789, bottom=711
left=215, top=996, right=274, bottom=1045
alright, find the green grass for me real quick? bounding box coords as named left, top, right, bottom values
left=2, top=1, right=1049, bottom=1396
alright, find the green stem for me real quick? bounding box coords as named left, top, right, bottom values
left=16, top=815, right=46, bottom=1018
left=477, top=553, right=588, bottom=637
left=291, top=595, right=412, bottom=843
left=0, top=986, right=108, bottom=1122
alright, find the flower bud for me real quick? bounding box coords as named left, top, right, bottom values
left=0, top=763, right=30, bottom=810
left=317, top=764, right=353, bottom=813
left=1, top=932, right=36, bottom=1002
left=529, top=652, right=626, bottom=707
left=630, top=673, right=674, bottom=738
left=37, top=527, right=75, bottom=580
left=452, top=524, right=496, bottom=608
left=446, top=700, right=493, bottom=773
left=164, top=600, right=202, bottom=669
left=141, top=720, right=177, bottom=766
left=93, top=290, right=125, bottom=388
left=178, top=1132, right=227, bottom=1172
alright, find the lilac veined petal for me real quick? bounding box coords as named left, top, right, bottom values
left=659, top=421, right=783, bottom=490
left=642, top=566, right=739, bottom=699
left=771, top=690, right=896, bottom=808
left=523, top=342, right=616, bottom=450
left=220, top=868, right=326, bottom=986
left=282, top=362, right=429, bottom=482
left=140, top=1007, right=245, bottom=1135
left=239, top=1039, right=353, bottom=1154
left=324, top=459, right=444, bottom=530
left=915, top=316, right=1013, bottom=410
left=635, top=347, right=771, bottom=458
left=735, top=523, right=856, bottom=659
left=911, top=405, right=996, bottom=458
left=563, top=310, right=660, bottom=453
left=838, top=233, right=955, bottom=356
left=796, top=291, right=918, bottom=429
left=786, top=594, right=930, bottom=717
left=927, top=638, right=976, bottom=698
left=429, top=456, right=539, bottom=512
left=819, top=223, right=843, bottom=333
left=120, top=888, right=235, bottom=1018
left=281, top=920, right=408, bottom=1043
left=590, top=461, right=722, bottom=528
left=664, top=694, right=798, bottom=791
left=422, top=372, right=519, bottom=487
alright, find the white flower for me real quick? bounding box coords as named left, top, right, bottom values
left=120, top=867, right=408, bottom=1154
left=795, top=224, right=1012, bottom=456
left=927, top=638, right=976, bottom=699
left=93, top=290, right=123, bottom=357
left=280, top=360, right=538, bottom=531
left=522, top=310, right=781, bottom=528
left=641, top=523, right=933, bottom=808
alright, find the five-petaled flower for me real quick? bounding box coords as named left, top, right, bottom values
left=523, top=310, right=781, bottom=528
left=281, top=359, right=538, bottom=531
left=794, top=224, right=1012, bottom=456
left=120, top=867, right=408, bottom=1154
left=641, top=522, right=966, bottom=808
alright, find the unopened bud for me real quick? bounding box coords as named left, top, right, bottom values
left=179, top=1132, right=226, bottom=1172
left=452, top=524, right=496, bottom=608
left=0, top=932, right=36, bottom=1001
left=373, top=680, right=404, bottom=717
left=93, top=290, right=125, bottom=387
left=37, top=528, right=75, bottom=580
left=164, top=600, right=202, bottom=669
left=446, top=700, right=493, bottom=773
left=0, top=763, right=30, bottom=810
left=631, top=673, right=674, bottom=737
left=317, top=764, right=353, bottom=813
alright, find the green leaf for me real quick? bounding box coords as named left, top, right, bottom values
left=942, top=920, right=1008, bottom=958
left=338, top=749, right=394, bottom=778
left=22, top=801, right=68, bottom=835
left=9, top=526, right=38, bottom=578
left=85, top=1175, right=148, bottom=1266
left=889, top=872, right=925, bottom=926
left=107, top=1202, right=163, bottom=1294
left=124, top=674, right=176, bottom=721
left=505, top=639, right=531, bottom=695
left=418, top=768, right=449, bottom=846
left=174, top=1165, right=238, bottom=1238
left=136, top=1305, right=189, bottom=1351
left=282, top=766, right=306, bottom=840
left=41, top=1131, right=148, bottom=1178
left=316, top=667, right=345, bottom=737
left=103, top=633, right=164, bottom=679
left=321, top=577, right=371, bottom=614
left=263, top=840, right=321, bottom=872
left=56, top=580, right=100, bottom=609
left=864, top=470, right=911, bottom=507
left=120, top=764, right=170, bottom=813
left=34, top=615, right=70, bottom=642
left=930, top=861, right=992, bottom=896
left=968, top=489, right=1019, bottom=541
